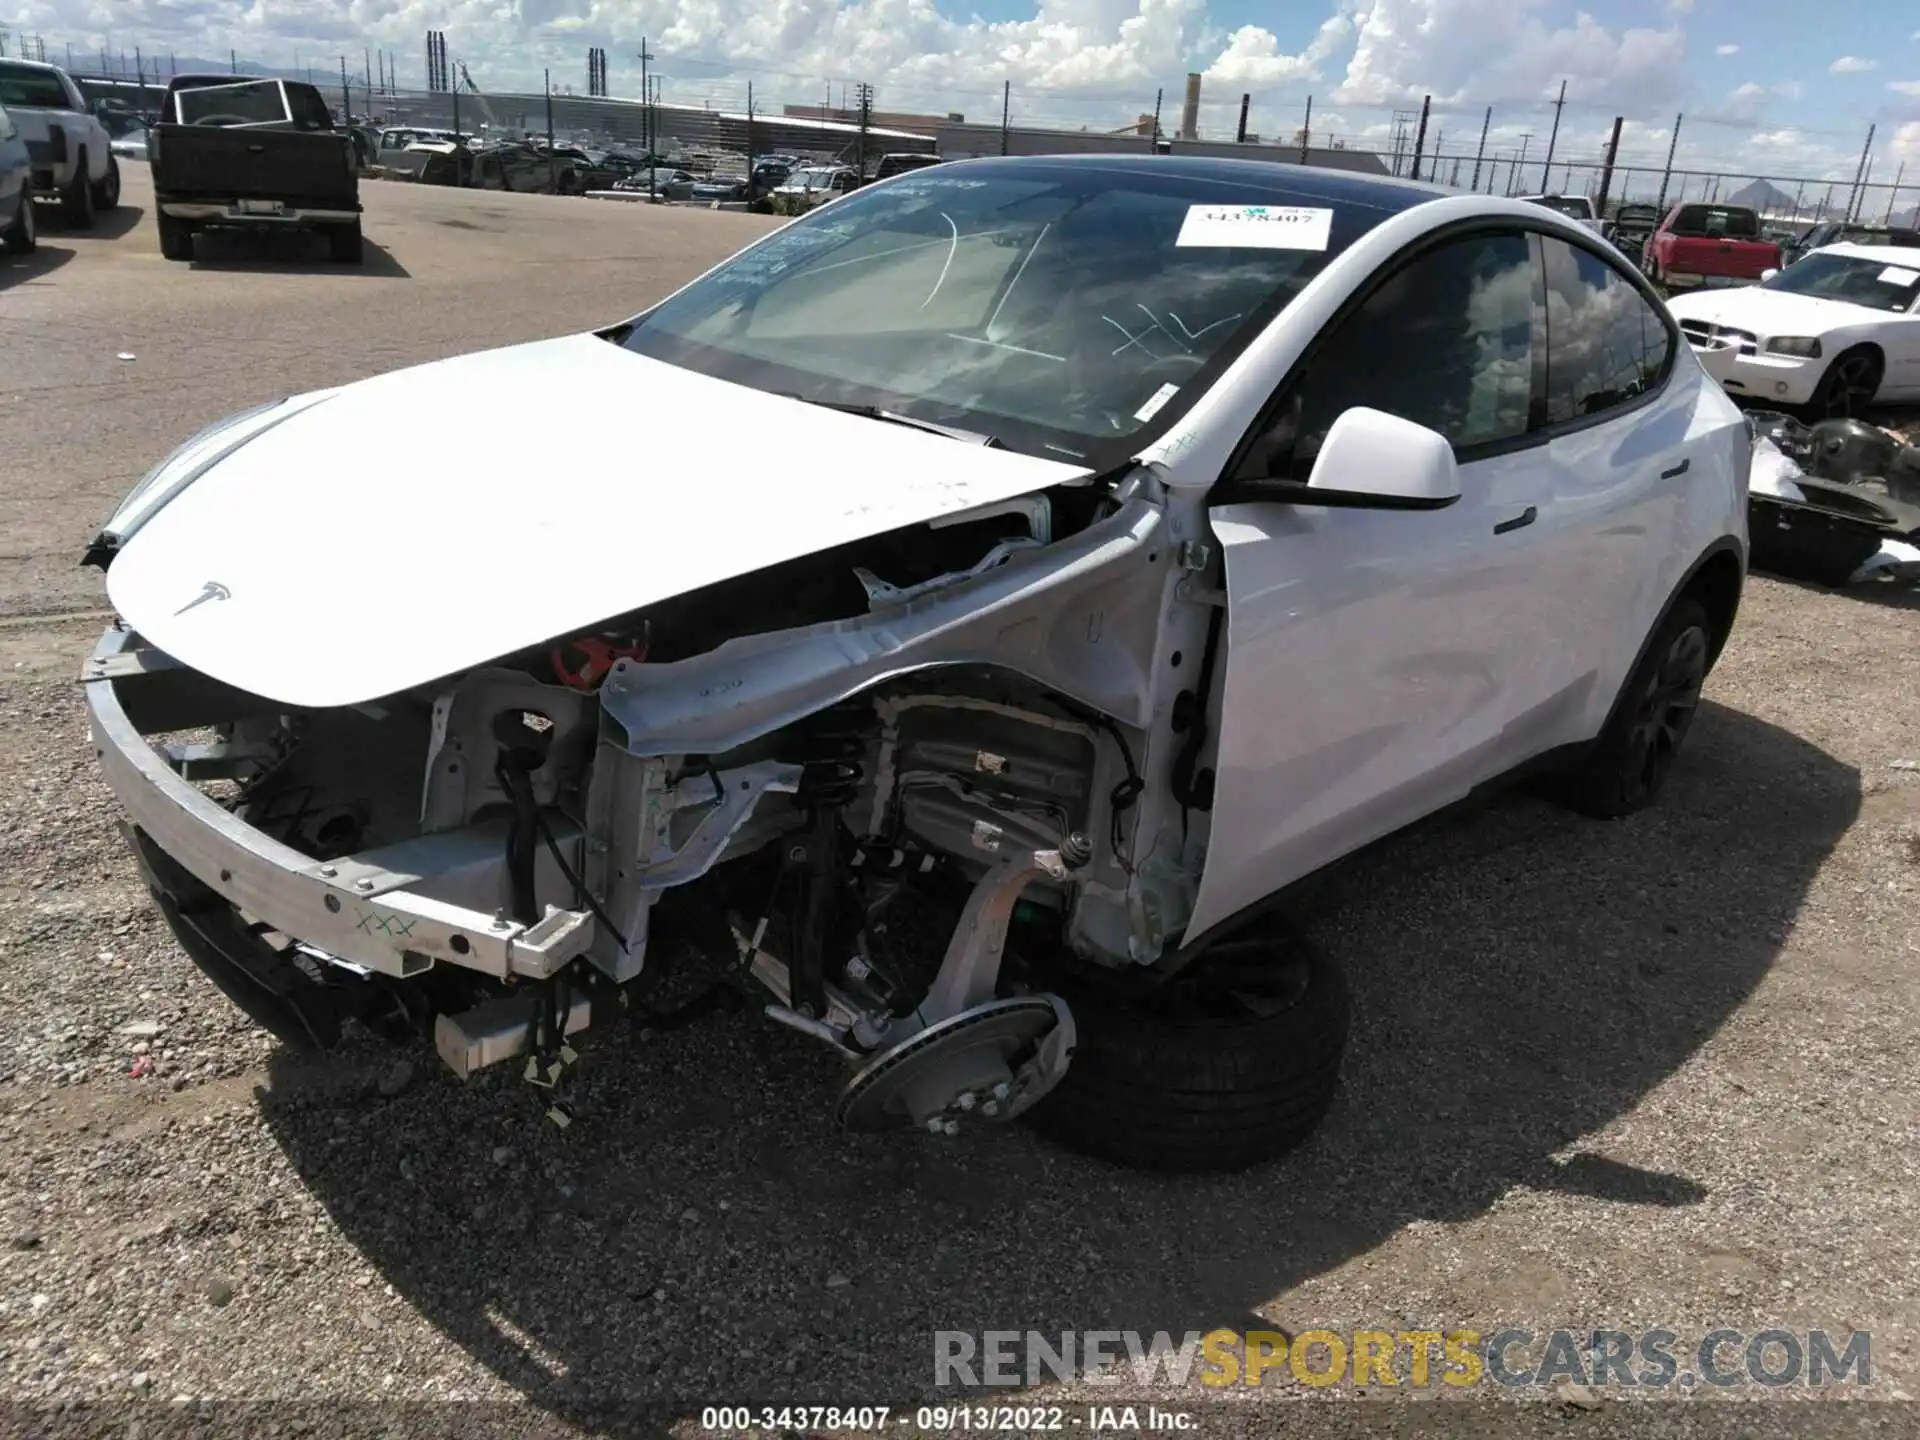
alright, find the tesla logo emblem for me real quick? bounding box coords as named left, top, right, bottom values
left=174, top=581, right=230, bottom=616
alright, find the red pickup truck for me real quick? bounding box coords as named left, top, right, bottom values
left=1642, top=202, right=1781, bottom=290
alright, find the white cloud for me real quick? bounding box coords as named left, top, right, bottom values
left=1715, top=43, right=1739, bottom=57
left=1203, top=12, right=1348, bottom=86
left=1829, top=56, right=1879, bottom=74
left=1889, top=81, right=1920, bottom=97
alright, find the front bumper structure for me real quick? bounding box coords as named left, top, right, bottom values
left=83, top=624, right=597, bottom=987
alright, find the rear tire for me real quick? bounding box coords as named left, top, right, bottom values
left=92, top=154, right=121, bottom=211
left=1023, top=921, right=1350, bottom=1173
left=326, top=220, right=364, bottom=264
left=2, top=192, right=34, bottom=254
left=1553, top=597, right=1713, bottom=819
left=60, top=152, right=96, bottom=228
left=156, top=212, right=195, bottom=261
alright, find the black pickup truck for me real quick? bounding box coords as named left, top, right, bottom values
left=149, top=75, right=362, bottom=263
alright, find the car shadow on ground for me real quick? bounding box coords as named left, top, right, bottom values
left=0, top=241, right=73, bottom=286
left=257, top=700, right=1858, bottom=1427
left=35, top=200, right=147, bottom=241
left=184, top=228, right=410, bottom=277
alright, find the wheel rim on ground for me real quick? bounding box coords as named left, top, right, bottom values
left=104, top=161, right=120, bottom=206
left=20, top=197, right=32, bottom=246
left=1620, top=624, right=1708, bottom=806
left=1824, top=355, right=1879, bottom=418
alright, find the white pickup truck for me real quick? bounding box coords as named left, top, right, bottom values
left=0, top=57, right=120, bottom=227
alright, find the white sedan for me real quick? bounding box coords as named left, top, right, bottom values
left=81, top=157, right=1748, bottom=1174
left=1667, top=242, right=1920, bottom=417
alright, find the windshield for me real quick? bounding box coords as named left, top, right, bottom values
left=620, top=161, right=1396, bottom=465
left=0, top=62, right=73, bottom=110
left=1761, top=252, right=1920, bottom=312
left=1672, top=204, right=1760, bottom=239
left=790, top=168, right=837, bottom=187
left=1531, top=196, right=1592, bottom=220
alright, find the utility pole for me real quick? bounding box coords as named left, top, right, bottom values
left=1850, top=155, right=1875, bottom=223
left=1299, top=95, right=1312, bottom=164
left=1509, top=134, right=1532, bottom=195
left=1000, top=80, right=1010, bottom=156
left=1409, top=94, right=1431, bottom=182
left=1594, top=115, right=1624, bottom=218
left=1150, top=87, right=1163, bottom=149
left=1845, top=123, right=1875, bottom=223
left=1469, top=106, right=1491, bottom=191
left=1541, top=78, right=1567, bottom=191
left=544, top=68, right=554, bottom=191
left=339, top=56, right=350, bottom=130
left=1235, top=92, right=1249, bottom=144
left=855, top=81, right=873, bottom=175
left=1791, top=180, right=1806, bottom=222
left=1885, top=162, right=1906, bottom=224
left=231, top=48, right=238, bottom=75
left=1654, top=113, right=1682, bottom=213
left=745, top=80, right=755, bottom=184
left=639, top=36, right=654, bottom=184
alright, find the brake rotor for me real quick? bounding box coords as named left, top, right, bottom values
left=835, top=995, right=1073, bottom=1134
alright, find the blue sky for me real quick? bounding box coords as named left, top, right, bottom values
left=14, top=0, right=1920, bottom=182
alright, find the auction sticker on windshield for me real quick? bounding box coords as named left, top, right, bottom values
left=1177, top=205, right=1334, bottom=251
left=1877, top=265, right=1919, bottom=286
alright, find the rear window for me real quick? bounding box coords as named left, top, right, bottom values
left=176, top=80, right=292, bottom=127
left=1672, top=205, right=1760, bottom=239
left=0, top=62, right=73, bottom=110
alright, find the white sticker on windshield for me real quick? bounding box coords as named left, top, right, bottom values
left=1134, top=382, right=1181, bottom=422
left=1176, top=205, right=1334, bottom=251
left=1877, top=265, right=1919, bottom=286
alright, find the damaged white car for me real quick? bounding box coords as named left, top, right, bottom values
left=82, top=157, right=1751, bottom=1172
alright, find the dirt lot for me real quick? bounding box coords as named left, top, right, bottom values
left=1, top=167, right=1918, bottom=1435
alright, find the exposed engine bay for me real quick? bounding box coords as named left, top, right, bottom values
left=91, top=470, right=1227, bottom=1135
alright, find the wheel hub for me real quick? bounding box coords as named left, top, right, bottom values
left=834, top=994, right=1075, bottom=1134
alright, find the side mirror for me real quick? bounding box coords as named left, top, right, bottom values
left=1301, top=407, right=1462, bottom=509
left=1761, top=267, right=1779, bottom=281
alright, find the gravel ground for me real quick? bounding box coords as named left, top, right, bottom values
left=1, top=169, right=1918, bottom=1437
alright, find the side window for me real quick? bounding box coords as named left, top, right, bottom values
left=1539, top=236, right=1672, bottom=423
left=1273, top=231, right=1536, bottom=474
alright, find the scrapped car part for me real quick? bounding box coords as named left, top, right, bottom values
left=86, top=155, right=1752, bottom=1171
left=1805, top=417, right=1901, bottom=486
left=1741, top=414, right=1920, bottom=586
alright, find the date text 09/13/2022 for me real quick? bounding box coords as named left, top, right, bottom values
left=699, top=1406, right=1197, bottom=1432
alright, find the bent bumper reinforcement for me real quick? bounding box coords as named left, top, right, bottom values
left=83, top=624, right=596, bottom=983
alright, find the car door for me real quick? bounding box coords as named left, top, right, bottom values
left=1533, top=233, right=1697, bottom=730
left=1187, top=227, right=1567, bottom=941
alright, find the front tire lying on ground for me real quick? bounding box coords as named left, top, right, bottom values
left=1554, top=596, right=1712, bottom=819
left=1023, top=920, right=1350, bottom=1173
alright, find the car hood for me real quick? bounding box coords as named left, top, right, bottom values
left=103, top=333, right=1092, bottom=710
left=1666, top=287, right=1871, bottom=337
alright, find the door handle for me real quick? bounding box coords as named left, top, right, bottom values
left=1493, top=506, right=1537, bottom=535
left=1661, top=458, right=1690, bottom=479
